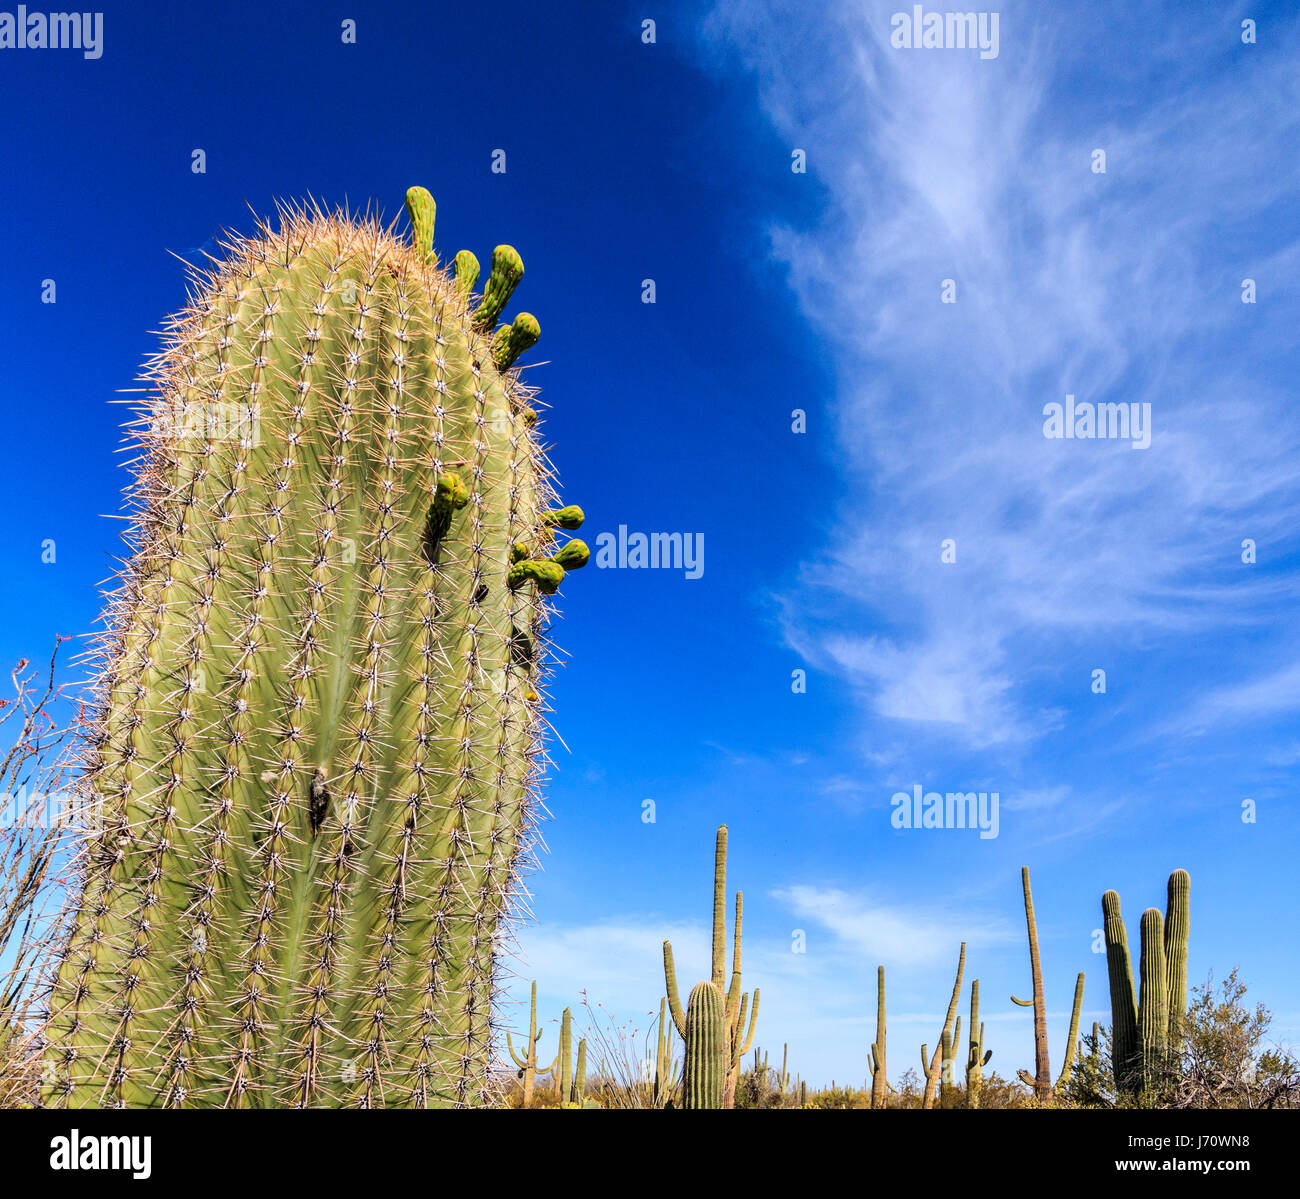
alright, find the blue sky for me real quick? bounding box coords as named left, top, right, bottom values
left=2, top=0, right=1297, bottom=1087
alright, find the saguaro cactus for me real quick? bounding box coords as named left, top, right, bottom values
left=1164, top=869, right=1190, bottom=1045
left=552, top=1006, right=594, bottom=1108
left=1102, top=889, right=1139, bottom=1088
left=1010, top=869, right=1085, bottom=1102
left=652, top=997, right=678, bottom=1107
left=681, top=981, right=725, bottom=1109
left=870, top=965, right=888, bottom=1108
left=1010, top=866, right=1053, bottom=1102
left=965, top=978, right=993, bottom=1109
left=507, top=981, right=546, bottom=1107
left=663, top=826, right=759, bottom=1110
left=921, top=941, right=965, bottom=1109
left=1138, top=909, right=1169, bottom=1083
left=1101, top=871, right=1189, bottom=1096
left=42, top=186, right=587, bottom=1108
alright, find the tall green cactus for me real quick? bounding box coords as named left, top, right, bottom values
left=1102, top=889, right=1139, bottom=1088
left=1010, top=868, right=1084, bottom=1102
left=41, top=186, right=587, bottom=1108
left=652, top=996, right=679, bottom=1107
left=552, top=1005, right=592, bottom=1107
left=1101, top=871, right=1189, bottom=1096
left=1010, top=866, right=1053, bottom=1102
left=663, top=826, right=759, bottom=1110
left=507, top=980, right=546, bottom=1107
left=870, top=965, right=888, bottom=1108
left=1137, top=909, right=1168, bottom=1084
left=682, top=981, right=725, bottom=1109
left=965, top=978, right=993, bottom=1109
left=1164, top=869, right=1190, bottom=1045
left=921, top=941, right=965, bottom=1109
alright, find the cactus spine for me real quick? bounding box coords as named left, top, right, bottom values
left=921, top=941, right=965, bottom=1109
left=42, top=186, right=586, bottom=1108
left=1101, top=871, right=1189, bottom=1095
left=965, top=978, right=992, bottom=1109
left=870, top=965, right=887, bottom=1108
left=662, top=826, right=759, bottom=1110
left=507, top=980, right=546, bottom=1107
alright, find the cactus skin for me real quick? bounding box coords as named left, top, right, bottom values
left=1102, top=872, right=1188, bottom=1096
left=870, top=965, right=887, bottom=1109
left=41, top=188, right=579, bottom=1108
left=507, top=980, right=546, bottom=1107
left=662, top=825, right=759, bottom=1110
left=921, top=941, right=965, bottom=1109
left=682, top=981, right=725, bottom=1109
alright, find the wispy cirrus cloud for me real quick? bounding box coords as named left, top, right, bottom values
left=703, top=0, right=1300, bottom=749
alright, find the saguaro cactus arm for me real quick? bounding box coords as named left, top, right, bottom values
left=712, top=826, right=728, bottom=992
left=663, top=940, right=687, bottom=1037
left=736, top=989, right=759, bottom=1062
left=1055, top=972, right=1085, bottom=1089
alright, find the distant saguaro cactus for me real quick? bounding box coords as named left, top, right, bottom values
left=965, top=978, right=993, bottom=1109
left=870, top=965, right=888, bottom=1108
left=1010, top=866, right=1053, bottom=1101
left=1101, top=871, right=1190, bottom=1096
left=663, top=826, right=759, bottom=1110
left=921, top=941, right=965, bottom=1108
left=507, top=981, right=546, bottom=1107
